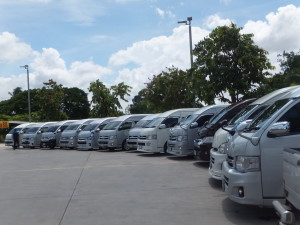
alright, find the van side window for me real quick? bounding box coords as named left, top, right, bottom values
left=278, top=102, right=300, bottom=133
left=162, top=117, right=179, bottom=128
left=60, top=125, right=68, bottom=131
left=197, top=114, right=214, bottom=127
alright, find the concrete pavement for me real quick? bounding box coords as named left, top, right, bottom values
left=0, top=143, right=297, bottom=225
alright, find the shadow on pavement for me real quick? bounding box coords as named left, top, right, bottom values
left=166, top=155, right=195, bottom=161
left=208, top=177, right=223, bottom=190
left=193, top=161, right=210, bottom=168
left=136, top=153, right=169, bottom=157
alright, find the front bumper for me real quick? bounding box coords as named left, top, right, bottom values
left=209, top=148, right=227, bottom=180
left=167, top=140, right=191, bottom=156
left=137, top=139, right=159, bottom=153
left=77, top=138, right=93, bottom=150
left=222, top=160, right=264, bottom=206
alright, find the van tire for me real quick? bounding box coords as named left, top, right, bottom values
left=199, top=149, right=210, bottom=161
left=122, top=140, right=128, bottom=151
left=164, top=142, right=168, bottom=154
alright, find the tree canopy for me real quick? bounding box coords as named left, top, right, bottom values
left=192, top=23, right=274, bottom=104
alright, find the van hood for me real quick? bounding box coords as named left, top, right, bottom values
left=169, top=127, right=187, bottom=136
left=212, top=128, right=229, bottom=148
left=99, top=130, right=117, bottom=136
left=61, top=131, right=77, bottom=138
left=227, top=133, right=259, bottom=157
left=139, top=128, right=156, bottom=136
left=128, top=128, right=144, bottom=136
left=78, top=131, right=92, bottom=138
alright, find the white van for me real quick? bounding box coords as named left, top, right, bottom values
left=77, top=118, right=115, bottom=150
left=98, top=114, right=148, bottom=151
left=273, top=147, right=300, bottom=225
left=167, top=105, right=228, bottom=156
left=60, top=119, right=95, bottom=149
left=137, top=108, right=199, bottom=153
left=21, top=122, right=56, bottom=148
left=40, top=120, right=78, bottom=149
left=4, top=123, right=30, bottom=147
left=222, top=86, right=300, bottom=207
left=209, top=86, right=299, bottom=180
left=126, top=114, right=159, bottom=150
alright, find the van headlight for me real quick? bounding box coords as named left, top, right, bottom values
left=147, top=135, right=157, bottom=140
left=218, top=143, right=227, bottom=154
left=177, top=135, right=187, bottom=142
left=235, top=156, right=260, bottom=172
left=109, top=135, right=117, bottom=140
left=69, top=136, right=74, bottom=140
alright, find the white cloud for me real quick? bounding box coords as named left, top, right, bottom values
left=243, top=4, right=300, bottom=53
left=0, top=32, right=36, bottom=63
left=109, top=26, right=209, bottom=102
left=155, top=7, right=175, bottom=18
left=204, top=14, right=233, bottom=29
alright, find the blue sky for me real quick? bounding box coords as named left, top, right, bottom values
left=0, top=0, right=299, bottom=109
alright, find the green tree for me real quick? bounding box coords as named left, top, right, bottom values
left=130, top=67, right=201, bottom=113
left=129, top=89, right=155, bottom=113
left=36, top=79, right=67, bottom=121
left=88, top=80, right=131, bottom=117
left=192, top=23, right=274, bottom=104
left=8, top=87, right=22, bottom=97
left=63, top=87, right=90, bottom=119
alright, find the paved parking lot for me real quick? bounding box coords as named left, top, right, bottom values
left=0, top=143, right=298, bottom=225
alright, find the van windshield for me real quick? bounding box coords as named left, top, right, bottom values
left=26, top=127, right=40, bottom=134
left=135, top=120, right=152, bottom=128
left=8, top=128, right=22, bottom=134
left=65, top=124, right=81, bottom=131
left=227, top=105, right=257, bottom=126
left=180, top=114, right=199, bottom=126
left=144, top=117, right=165, bottom=128
left=83, top=123, right=99, bottom=131
left=46, top=125, right=60, bottom=132
left=208, top=105, right=231, bottom=125
left=247, top=98, right=290, bottom=132
left=103, top=121, right=122, bottom=130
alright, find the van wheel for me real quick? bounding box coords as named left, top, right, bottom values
left=49, top=142, right=55, bottom=149
left=199, top=149, right=210, bottom=161
left=122, top=140, right=128, bottom=151
left=164, top=142, right=168, bottom=154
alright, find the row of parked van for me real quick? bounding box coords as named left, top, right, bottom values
left=4, top=86, right=300, bottom=224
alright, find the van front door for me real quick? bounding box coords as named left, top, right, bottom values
left=260, top=101, right=300, bottom=199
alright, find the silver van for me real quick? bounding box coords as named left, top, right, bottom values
left=60, top=119, right=95, bottom=149
left=98, top=114, right=148, bottom=151
left=77, top=118, right=115, bottom=150
left=4, top=123, right=31, bottom=147
left=21, top=122, right=56, bottom=148
left=126, top=114, right=159, bottom=150
left=273, top=147, right=300, bottom=225
left=209, top=86, right=299, bottom=180
left=167, top=105, right=228, bottom=156
left=137, top=108, right=199, bottom=153
left=222, top=86, right=300, bottom=207
left=40, top=120, right=78, bottom=149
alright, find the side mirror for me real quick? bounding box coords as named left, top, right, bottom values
left=77, top=129, right=82, bottom=132
left=37, top=130, right=42, bottom=134
left=57, top=129, right=61, bottom=133
left=190, top=122, right=198, bottom=128
left=95, top=128, right=100, bottom=132
left=159, top=124, right=166, bottom=129
left=236, top=120, right=252, bottom=132
left=267, top=121, right=290, bottom=138
left=219, top=119, right=227, bottom=127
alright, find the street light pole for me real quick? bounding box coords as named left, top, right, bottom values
left=178, top=17, right=193, bottom=68
left=20, top=65, right=31, bottom=122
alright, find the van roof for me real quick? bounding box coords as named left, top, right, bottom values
left=113, top=114, right=149, bottom=121
left=251, top=85, right=300, bottom=105
left=88, top=117, right=116, bottom=124
left=193, top=104, right=229, bottom=115
left=158, top=108, right=199, bottom=118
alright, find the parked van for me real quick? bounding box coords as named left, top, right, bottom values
left=4, top=123, right=30, bottom=147
left=273, top=147, right=300, bottom=225
left=137, top=108, right=199, bottom=153
left=60, top=119, right=95, bottom=149
left=21, top=122, right=56, bottom=148
left=40, top=120, right=78, bottom=149
left=98, top=114, right=148, bottom=151
left=222, top=86, right=300, bottom=207
left=167, top=105, right=228, bottom=156
left=194, top=99, right=255, bottom=161
left=126, top=114, right=160, bottom=150
left=209, top=86, right=299, bottom=180
left=77, top=118, right=115, bottom=150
